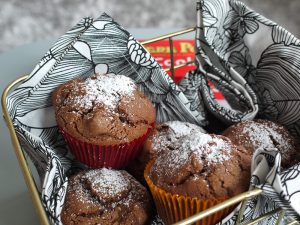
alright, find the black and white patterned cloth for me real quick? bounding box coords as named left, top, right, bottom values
left=5, top=0, right=300, bottom=224
left=193, top=0, right=300, bottom=224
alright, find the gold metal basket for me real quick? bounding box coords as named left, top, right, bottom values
left=2, top=28, right=299, bottom=225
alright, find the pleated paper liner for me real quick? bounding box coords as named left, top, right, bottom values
left=59, top=123, right=154, bottom=169
left=144, top=160, right=234, bottom=225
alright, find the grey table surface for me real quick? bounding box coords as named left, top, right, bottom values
left=1, top=0, right=298, bottom=222
left=0, top=39, right=53, bottom=225
left=0, top=28, right=193, bottom=225
left=1, top=0, right=299, bottom=54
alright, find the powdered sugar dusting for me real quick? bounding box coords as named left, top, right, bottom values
left=242, top=121, right=290, bottom=153
left=84, top=168, right=130, bottom=197
left=69, top=73, right=136, bottom=110
left=206, top=138, right=231, bottom=164
left=71, top=179, right=95, bottom=205
left=152, top=134, right=232, bottom=175
left=167, top=121, right=206, bottom=137
left=181, top=134, right=231, bottom=164
left=152, top=121, right=206, bottom=153
left=68, top=169, right=146, bottom=214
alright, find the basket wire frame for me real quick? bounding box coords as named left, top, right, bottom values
left=2, top=28, right=300, bottom=225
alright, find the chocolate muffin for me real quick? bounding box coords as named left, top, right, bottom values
left=61, top=168, right=153, bottom=225
left=223, top=119, right=299, bottom=168
left=148, top=133, right=251, bottom=199
left=128, top=121, right=206, bottom=183
left=53, top=73, right=156, bottom=146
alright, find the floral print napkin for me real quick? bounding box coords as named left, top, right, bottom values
left=5, top=0, right=300, bottom=224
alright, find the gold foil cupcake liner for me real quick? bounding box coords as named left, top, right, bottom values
left=144, top=160, right=233, bottom=225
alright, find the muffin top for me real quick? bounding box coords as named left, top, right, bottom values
left=148, top=134, right=251, bottom=199
left=53, top=73, right=156, bottom=145
left=140, top=121, right=206, bottom=165
left=128, top=121, right=206, bottom=183
left=61, top=168, right=152, bottom=225
left=222, top=119, right=299, bottom=168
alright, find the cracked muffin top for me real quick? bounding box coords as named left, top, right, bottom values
left=128, top=121, right=206, bottom=183
left=61, top=168, right=153, bottom=225
left=52, top=73, right=156, bottom=145
left=222, top=119, right=299, bottom=168
left=143, top=121, right=207, bottom=160
left=148, top=134, right=251, bottom=199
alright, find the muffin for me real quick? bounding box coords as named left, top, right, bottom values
left=145, top=133, right=251, bottom=225
left=53, top=73, right=156, bottom=168
left=223, top=119, right=299, bottom=168
left=61, top=168, right=153, bottom=225
left=128, top=121, right=206, bottom=183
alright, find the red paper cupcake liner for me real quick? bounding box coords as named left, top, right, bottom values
left=59, top=123, right=154, bottom=169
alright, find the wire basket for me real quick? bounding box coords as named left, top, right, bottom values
left=2, top=28, right=299, bottom=225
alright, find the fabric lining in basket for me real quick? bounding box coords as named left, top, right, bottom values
left=5, top=0, right=300, bottom=224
